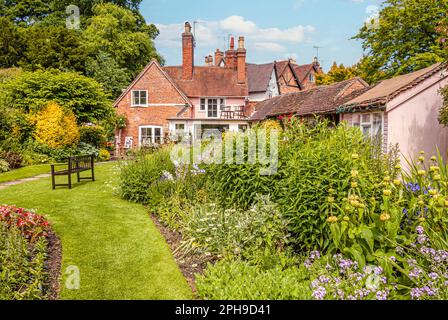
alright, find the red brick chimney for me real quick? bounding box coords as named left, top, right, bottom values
left=225, top=36, right=237, bottom=68
left=237, top=36, right=246, bottom=84
left=214, top=49, right=224, bottom=66
left=182, top=22, right=194, bottom=80
left=205, top=55, right=213, bottom=66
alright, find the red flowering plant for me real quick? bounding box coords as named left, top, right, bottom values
left=0, top=205, right=50, bottom=243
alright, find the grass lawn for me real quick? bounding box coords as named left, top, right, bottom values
left=0, top=164, right=52, bottom=184
left=0, top=162, right=193, bottom=300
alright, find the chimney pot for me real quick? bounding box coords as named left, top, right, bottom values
left=182, top=22, right=194, bottom=80
left=184, top=22, right=192, bottom=34
left=230, top=37, right=235, bottom=50
left=238, top=36, right=245, bottom=49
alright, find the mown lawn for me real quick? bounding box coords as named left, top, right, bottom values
left=0, top=164, right=51, bottom=184
left=0, top=162, right=192, bottom=300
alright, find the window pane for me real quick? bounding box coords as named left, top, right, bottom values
left=352, top=114, right=360, bottom=127
left=208, top=99, right=218, bottom=118
left=175, top=124, right=185, bottom=131
left=154, top=128, right=161, bottom=143
left=220, top=99, right=225, bottom=111
left=200, top=98, right=206, bottom=111
left=362, top=125, right=371, bottom=136
left=361, top=114, right=371, bottom=123
left=140, top=91, right=147, bottom=105
left=132, top=91, right=138, bottom=105
left=141, top=128, right=152, bottom=146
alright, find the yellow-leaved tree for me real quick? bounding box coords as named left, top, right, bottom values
left=31, top=102, right=80, bottom=148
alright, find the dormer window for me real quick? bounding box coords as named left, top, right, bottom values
left=132, top=90, right=148, bottom=107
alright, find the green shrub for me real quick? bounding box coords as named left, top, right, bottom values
left=178, top=196, right=290, bottom=264
left=277, top=120, right=388, bottom=252
left=79, top=125, right=106, bottom=148
left=196, top=260, right=311, bottom=300
left=0, top=159, right=10, bottom=172
left=0, top=150, right=23, bottom=169
left=119, top=147, right=175, bottom=204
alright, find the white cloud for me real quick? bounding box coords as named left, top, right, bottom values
left=254, top=42, right=287, bottom=53
left=154, top=15, right=315, bottom=55
left=351, top=0, right=364, bottom=3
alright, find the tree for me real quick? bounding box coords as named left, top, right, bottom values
left=316, top=62, right=358, bottom=85
left=1, top=69, right=113, bottom=124
left=354, top=0, right=448, bottom=83
left=83, top=3, right=163, bottom=78
left=31, top=102, right=80, bottom=149
left=85, top=51, right=131, bottom=98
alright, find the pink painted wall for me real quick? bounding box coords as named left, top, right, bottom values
left=190, top=97, right=247, bottom=119
left=386, top=71, right=448, bottom=163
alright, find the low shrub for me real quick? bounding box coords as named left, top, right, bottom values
left=178, top=196, right=290, bottom=264
left=79, top=125, right=106, bottom=148
left=0, top=205, right=51, bottom=300
left=119, top=147, right=175, bottom=204
left=196, top=260, right=311, bottom=300
left=0, top=159, right=10, bottom=172
left=0, top=150, right=23, bottom=169
left=97, top=149, right=110, bottom=162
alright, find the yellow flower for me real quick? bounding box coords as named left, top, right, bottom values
left=430, top=166, right=440, bottom=172
left=418, top=170, right=426, bottom=177
left=420, top=151, right=426, bottom=155
left=329, top=188, right=335, bottom=194
left=352, top=154, right=359, bottom=160
left=429, top=189, right=438, bottom=196
left=383, top=189, right=392, bottom=197
left=343, top=216, right=350, bottom=222
left=327, top=216, right=338, bottom=224
left=383, top=176, right=391, bottom=183
left=380, top=213, right=391, bottom=222
left=433, top=174, right=441, bottom=181
left=418, top=200, right=425, bottom=206
left=418, top=156, right=425, bottom=163
left=327, top=196, right=335, bottom=203
left=430, top=156, right=437, bottom=162
left=351, top=170, right=359, bottom=178
left=419, top=217, right=426, bottom=223
left=393, top=179, right=401, bottom=186
left=395, top=164, right=402, bottom=170
left=351, top=182, right=359, bottom=188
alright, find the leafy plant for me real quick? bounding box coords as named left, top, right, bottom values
left=0, top=159, right=10, bottom=172
left=79, top=125, right=106, bottom=148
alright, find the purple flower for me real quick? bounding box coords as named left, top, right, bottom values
left=417, top=235, right=428, bottom=244
left=318, top=275, right=330, bottom=284
left=396, top=247, right=404, bottom=255
left=429, top=272, right=439, bottom=280
left=409, top=267, right=423, bottom=279
left=373, top=267, right=384, bottom=276
left=312, top=286, right=327, bottom=300
left=310, top=250, right=321, bottom=260
left=390, top=256, right=397, bottom=262
left=304, top=259, right=313, bottom=269
left=376, top=290, right=389, bottom=300
left=416, top=226, right=425, bottom=235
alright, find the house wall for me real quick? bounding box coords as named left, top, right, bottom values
left=249, top=69, right=280, bottom=102
left=115, top=63, right=188, bottom=152
left=386, top=72, right=448, bottom=163
left=278, top=66, right=302, bottom=94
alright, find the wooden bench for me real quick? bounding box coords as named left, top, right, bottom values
left=51, top=155, right=95, bottom=189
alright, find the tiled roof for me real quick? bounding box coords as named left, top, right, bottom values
left=163, top=66, right=248, bottom=97
left=344, top=62, right=447, bottom=109
left=251, top=78, right=369, bottom=121
left=246, top=63, right=275, bottom=93
left=292, top=63, right=316, bottom=82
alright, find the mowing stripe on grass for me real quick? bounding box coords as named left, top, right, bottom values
left=0, top=162, right=192, bottom=300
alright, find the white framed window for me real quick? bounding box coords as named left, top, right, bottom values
left=139, top=126, right=163, bottom=146
left=199, top=98, right=226, bottom=118
left=352, top=112, right=383, bottom=139
left=132, top=90, right=148, bottom=107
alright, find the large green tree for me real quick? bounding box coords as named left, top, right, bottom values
left=83, top=3, right=162, bottom=79
left=0, top=69, right=113, bottom=124
left=354, top=0, right=448, bottom=84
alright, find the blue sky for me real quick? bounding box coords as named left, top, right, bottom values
left=140, top=0, right=384, bottom=71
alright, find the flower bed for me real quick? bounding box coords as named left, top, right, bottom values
left=0, top=205, right=58, bottom=300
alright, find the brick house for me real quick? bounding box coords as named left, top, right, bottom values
left=292, top=58, right=323, bottom=90
left=114, top=22, right=250, bottom=153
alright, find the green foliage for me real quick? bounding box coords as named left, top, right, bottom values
left=1, top=69, right=113, bottom=123
left=178, top=196, right=290, bottom=264
left=118, top=148, right=175, bottom=204
left=196, top=260, right=311, bottom=300
left=316, top=62, right=359, bottom=85
left=354, top=0, right=448, bottom=84
left=439, top=85, right=448, bottom=126
left=83, top=3, right=163, bottom=78
left=277, top=120, right=387, bottom=252
left=79, top=125, right=106, bottom=148
left=85, top=51, right=131, bottom=98
left=0, top=159, right=10, bottom=172
left=0, top=150, right=23, bottom=169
